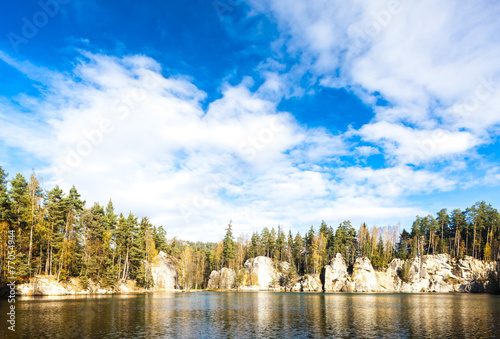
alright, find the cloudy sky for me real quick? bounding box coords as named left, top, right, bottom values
left=1, top=0, right=499, bottom=241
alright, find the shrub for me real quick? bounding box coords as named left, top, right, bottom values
left=398, top=261, right=412, bottom=283
left=79, top=276, right=89, bottom=290
left=372, top=254, right=388, bottom=270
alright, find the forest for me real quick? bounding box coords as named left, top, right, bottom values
left=1, top=165, right=499, bottom=289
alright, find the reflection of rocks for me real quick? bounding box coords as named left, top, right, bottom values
left=207, top=268, right=236, bottom=289
left=150, top=251, right=180, bottom=290
left=321, top=253, right=499, bottom=293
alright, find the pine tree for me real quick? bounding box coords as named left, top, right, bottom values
left=46, top=186, right=66, bottom=276
left=222, top=221, right=236, bottom=269
left=57, top=186, right=85, bottom=280
left=293, top=232, right=304, bottom=274
left=102, top=200, right=118, bottom=286
left=27, top=173, right=44, bottom=276
left=436, top=208, right=450, bottom=254
left=276, top=225, right=286, bottom=261
left=0, top=167, right=12, bottom=283
left=9, top=173, right=30, bottom=275
left=153, top=225, right=168, bottom=253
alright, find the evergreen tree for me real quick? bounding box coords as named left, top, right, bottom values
left=9, top=173, right=30, bottom=275
left=334, top=221, right=357, bottom=265
left=0, top=167, right=11, bottom=283
left=153, top=225, right=168, bottom=253
left=276, top=225, right=286, bottom=261
left=293, top=232, right=304, bottom=274
left=436, top=208, right=450, bottom=254
left=46, top=186, right=66, bottom=276
left=222, top=221, right=236, bottom=268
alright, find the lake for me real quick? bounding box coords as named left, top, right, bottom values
left=2, top=292, right=500, bottom=338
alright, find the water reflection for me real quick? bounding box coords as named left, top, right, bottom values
left=1, top=292, right=500, bottom=338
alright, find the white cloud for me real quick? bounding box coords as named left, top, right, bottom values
left=248, top=0, right=500, bottom=160
left=0, top=51, right=455, bottom=240
left=358, top=121, right=480, bottom=165
left=3, top=0, right=500, bottom=240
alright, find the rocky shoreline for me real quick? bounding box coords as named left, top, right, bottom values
left=208, top=254, right=500, bottom=294
left=4, top=252, right=499, bottom=296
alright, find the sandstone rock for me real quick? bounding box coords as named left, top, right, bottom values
left=289, top=282, right=302, bottom=292
left=322, top=253, right=348, bottom=292
left=244, top=256, right=280, bottom=288
left=342, top=281, right=355, bottom=293
left=16, top=276, right=69, bottom=295
left=151, top=251, right=179, bottom=290
left=207, top=268, right=236, bottom=289
left=351, top=257, right=380, bottom=292
left=207, top=271, right=220, bottom=289
left=300, top=274, right=322, bottom=292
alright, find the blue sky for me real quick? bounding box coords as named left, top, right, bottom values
left=1, top=0, right=500, bottom=241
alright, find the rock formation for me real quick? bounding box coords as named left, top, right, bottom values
left=350, top=257, right=380, bottom=292
left=244, top=256, right=282, bottom=289
left=14, top=276, right=133, bottom=295
left=322, top=253, right=348, bottom=292
left=300, top=274, right=323, bottom=291
left=150, top=251, right=180, bottom=290
left=322, top=253, right=499, bottom=293
left=13, top=251, right=180, bottom=295
left=207, top=268, right=236, bottom=289
left=16, top=276, right=71, bottom=295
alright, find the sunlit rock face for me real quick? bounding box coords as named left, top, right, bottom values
left=244, top=256, right=280, bottom=289
left=351, top=257, right=381, bottom=292
left=376, top=259, right=403, bottom=292
left=300, top=274, right=322, bottom=292
left=207, top=271, right=220, bottom=289
left=14, top=276, right=122, bottom=295
left=151, top=251, right=180, bottom=290
left=16, top=276, right=69, bottom=295
left=207, top=268, right=236, bottom=289
left=321, top=253, right=499, bottom=293
left=322, top=253, right=348, bottom=292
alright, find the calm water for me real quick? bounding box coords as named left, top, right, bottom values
left=2, top=292, right=500, bottom=338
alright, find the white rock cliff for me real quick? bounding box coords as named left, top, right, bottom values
left=150, top=251, right=180, bottom=290
left=322, top=253, right=499, bottom=293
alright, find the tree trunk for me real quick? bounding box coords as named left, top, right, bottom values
left=122, top=246, right=129, bottom=281
left=118, top=254, right=122, bottom=280
left=466, top=224, right=469, bottom=256
left=472, top=220, right=477, bottom=259
left=28, top=188, right=35, bottom=276
left=441, top=221, right=444, bottom=254
left=49, top=246, right=53, bottom=276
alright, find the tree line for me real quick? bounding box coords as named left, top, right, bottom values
left=0, top=167, right=168, bottom=288
left=1, top=166, right=499, bottom=289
